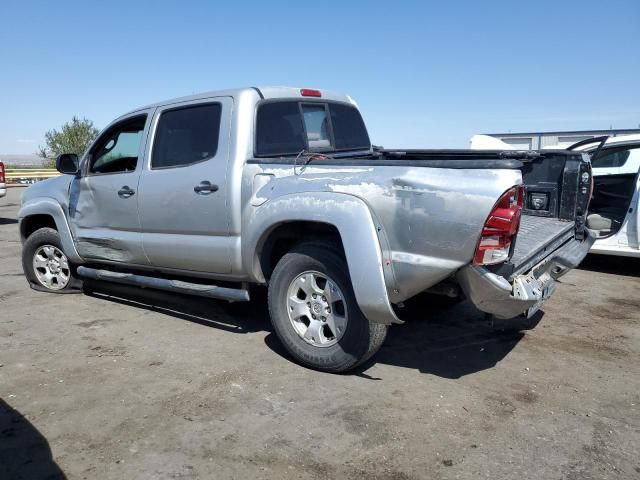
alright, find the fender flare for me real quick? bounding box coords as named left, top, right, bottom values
left=18, top=198, right=83, bottom=263
left=243, top=192, right=401, bottom=324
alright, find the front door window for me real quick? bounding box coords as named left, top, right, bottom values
left=89, top=116, right=146, bottom=174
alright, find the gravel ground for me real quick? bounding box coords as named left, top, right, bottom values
left=1, top=187, right=639, bottom=480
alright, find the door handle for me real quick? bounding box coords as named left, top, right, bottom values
left=194, top=181, right=218, bottom=195
left=118, top=186, right=135, bottom=198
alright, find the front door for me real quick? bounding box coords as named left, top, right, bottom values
left=69, top=112, right=152, bottom=265
left=137, top=97, right=232, bottom=273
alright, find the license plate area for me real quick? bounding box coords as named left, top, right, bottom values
left=526, top=281, right=555, bottom=318
left=513, top=265, right=556, bottom=317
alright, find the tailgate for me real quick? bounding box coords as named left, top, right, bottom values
left=519, top=150, right=591, bottom=226
left=490, top=150, right=592, bottom=279
left=507, top=216, right=574, bottom=279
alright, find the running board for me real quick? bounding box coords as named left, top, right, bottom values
left=76, top=266, right=250, bottom=302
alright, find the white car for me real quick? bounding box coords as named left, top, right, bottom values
left=470, top=134, right=640, bottom=258
left=571, top=135, right=639, bottom=257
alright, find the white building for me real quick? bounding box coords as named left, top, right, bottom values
left=486, top=128, right=640, bottom=150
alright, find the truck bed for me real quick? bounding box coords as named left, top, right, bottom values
left=492, top=215, right=575, bottom=280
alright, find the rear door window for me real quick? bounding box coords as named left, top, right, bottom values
left=152, top=103, right=222, bottom=169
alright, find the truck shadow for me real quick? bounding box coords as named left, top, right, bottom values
left=82, top=282, right=539, bottom=379
left=578, top=253, right=640, bottom=278
left=0, top=399, right=66, bottom=480
left=264, top=294, right=542, bottom=379
left=82, top=280, right=269, bottom=335
left=359, top=297, right=543, bottom=378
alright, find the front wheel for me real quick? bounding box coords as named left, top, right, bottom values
left=22, top=227, right=82, bottom=293
left=267, top=244, right=387, bottom=373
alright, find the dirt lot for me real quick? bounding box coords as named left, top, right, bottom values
left=1, top=186, right=639, bottom=479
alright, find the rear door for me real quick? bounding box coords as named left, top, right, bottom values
left=137, top=97, right=233, bottom=273
left=69, top=112, right=152, bottom=264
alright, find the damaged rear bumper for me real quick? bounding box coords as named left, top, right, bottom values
left=456, top=230, right=595, bottom=319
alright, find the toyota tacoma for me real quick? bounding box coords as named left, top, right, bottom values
left=18, top=87, right=594, bottom=372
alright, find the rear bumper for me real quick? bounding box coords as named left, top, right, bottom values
left=456, top=230, right=595, bottom=319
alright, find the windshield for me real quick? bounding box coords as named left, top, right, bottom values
left=255, top=101, right=370, bottom=156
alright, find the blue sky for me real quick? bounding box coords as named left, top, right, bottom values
left=1, top=0, right=639, bottom=154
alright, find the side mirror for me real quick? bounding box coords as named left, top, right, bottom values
left=56, top=153, right=79, bottom=175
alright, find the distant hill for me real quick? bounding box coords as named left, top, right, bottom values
left=0, top=154, right=45, bottom=166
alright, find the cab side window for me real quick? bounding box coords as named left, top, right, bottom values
left=89, top=115, right=146, bottom=174
left=151, top=103, right=222, bottom=169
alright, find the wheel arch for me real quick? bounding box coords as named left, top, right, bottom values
left=243, top=192, right=401, bottom=324
left=18, top=198, right=83, bottom=263
left=20, top=214, right=57, bottom=241
left=258, top=220, right=346, bottom=281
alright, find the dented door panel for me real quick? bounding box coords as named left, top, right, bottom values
left=69, top=110, right=154, bottom=265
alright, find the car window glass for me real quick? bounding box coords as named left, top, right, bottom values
left=152, top=103, right=222, bottom=169
left=255, top=101, right=370, bottom=156
left=301, top=104, right=331, bottom=151
left=328, top=103, right=370, bottom=150
left=90, top=116, right=146, bottom=174
left=592, top=149, right=630, bottom=168
left=255, top=102, right=306, bottom=156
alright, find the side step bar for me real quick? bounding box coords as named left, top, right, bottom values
left=77, top=266, right=250, bottom=302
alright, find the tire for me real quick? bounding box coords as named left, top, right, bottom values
left=22, top=227, right=82, bottom=293
left=268, top=243, right=388, bottom=373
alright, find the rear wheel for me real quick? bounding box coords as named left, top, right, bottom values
left=22, top=227, right=82, bottom=293
left=268, top=243, right=387, bottom=373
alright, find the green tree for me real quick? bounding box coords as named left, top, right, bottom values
left=38, top=116, right=99, bottom=167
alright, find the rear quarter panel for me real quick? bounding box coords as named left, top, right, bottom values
left=242, top=162, right=522, bottom=303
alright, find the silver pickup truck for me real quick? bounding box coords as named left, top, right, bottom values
left=19, top=86, right=594, bottom=372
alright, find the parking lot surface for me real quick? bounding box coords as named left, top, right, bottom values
left=1, top=187, right=639, bottom=479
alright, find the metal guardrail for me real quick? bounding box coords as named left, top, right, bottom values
left=5, top=169, right=61, bottom=182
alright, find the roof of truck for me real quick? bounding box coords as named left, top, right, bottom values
left=124, top=86, right=355, bottom=117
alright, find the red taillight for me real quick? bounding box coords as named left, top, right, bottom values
left=0, top=162, right=5, bottom=183
left=474, top=185, right=524, bottom=265
left=300, top=88, right=322, bottom=97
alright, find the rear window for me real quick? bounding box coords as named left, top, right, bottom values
left=329, top=103, right=371, bottom=150
left=255, top=101, right=370, bottom=156
left=255, top=102, right=306, bottom=157
left=302, top=104, right=332, bottom=151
